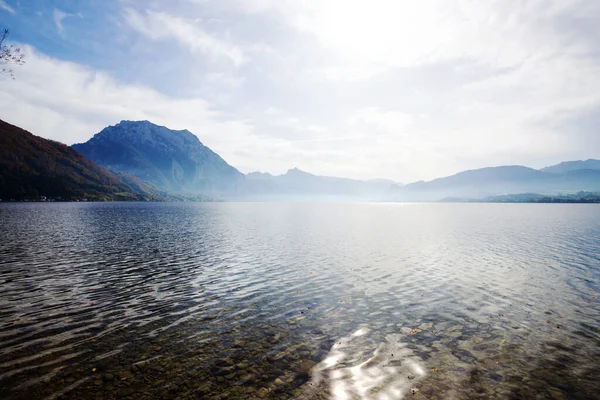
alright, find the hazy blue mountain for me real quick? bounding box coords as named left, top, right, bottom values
left=367, top=178, right=403, bottom=187
left=392, top=165, right=600, bottom=201
left=245, top=168, right=401, bottom=200
left=69, top=120, right=599, bottom=202
left=407, top=166, right=548, bottom=188
left=73, top=121, right=245, bottom=195
left=540, top=159, right=600, bottom=174
left=246, top=171, right=275, bottom=180
left=559, top=168, right=600, bottom=187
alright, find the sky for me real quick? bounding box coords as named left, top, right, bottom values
left=0, top=0, right=599, bottom=183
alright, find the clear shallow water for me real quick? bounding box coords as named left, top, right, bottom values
left=0, top=202, right=599, bottom=400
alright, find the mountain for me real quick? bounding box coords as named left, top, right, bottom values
left=540, top=159, right=600, bottom=174
left=246, top=171, right=275, bottom=180
left=73, top=121, right=245, bottom=195
left=366, top=178, right=403, bottom=187
left=245, top=168, right=401, bottom=200
left=0, top=119, right=163, bottom=201
left=10, top=116, right=597, bottom=202
left=391, top=165, right=600, bottom=201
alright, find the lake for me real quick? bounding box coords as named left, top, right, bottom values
left=0, top=202, right=599, bottom=399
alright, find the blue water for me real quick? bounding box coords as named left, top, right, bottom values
left=0, top=202, right=599, bottom=399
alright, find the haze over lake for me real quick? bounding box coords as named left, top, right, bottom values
left=1, top=202, right=599, bottom=399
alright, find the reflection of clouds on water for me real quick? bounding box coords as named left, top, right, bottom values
left=311, top=327, right=426, bottom=399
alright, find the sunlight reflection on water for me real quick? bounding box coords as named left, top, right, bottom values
left=312, top=327, right=426, bottom=399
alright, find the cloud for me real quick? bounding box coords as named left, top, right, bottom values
left=228, top=0, right=600, bottom=179
left=349, top=107, right=414, bottom=135
left=203, top=72, right=245, bottom=88
left=0, top=0, right=15, bottom=14
left=124, top=8, right=245, bottom=66
left=264, top=106, right=281, bottom=116
left=0, top=46, right=345, bottom=180
left=0, top=46, right=258, bottom=167
left=257, top=107, right=329, bottom=143
left=53, top=8, right=71, bottom=33
left=239, top=0, right=600, bottom=79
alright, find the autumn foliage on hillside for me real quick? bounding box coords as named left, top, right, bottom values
left=0, top=119, right=149, bottom=200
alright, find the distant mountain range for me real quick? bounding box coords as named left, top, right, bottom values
left=390, top=164, right=600, bottom=201
left=0, top=119, right=168, bottom=201
left=1, top=118, right=599, bottom=202
left=67, top=120, right=600, bottom=201
left=540, top=159, right=600, bottom=174
left=73, top=121, right=245, bottom=196
left=72, top=121, right=400, bottom=200
left=245, top=167, right=401, bottom=200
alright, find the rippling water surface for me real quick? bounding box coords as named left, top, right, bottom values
left=1, top=202, right=599, bottom=400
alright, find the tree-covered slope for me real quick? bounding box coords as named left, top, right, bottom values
left=0, top=119, right=157, bottom=201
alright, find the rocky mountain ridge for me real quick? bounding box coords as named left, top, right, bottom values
left=73, top=121, right=245, bottom=196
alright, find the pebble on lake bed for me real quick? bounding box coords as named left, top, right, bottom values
left=119, top=370, right=132, bottom=380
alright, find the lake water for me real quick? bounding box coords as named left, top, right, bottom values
left=0, top=202, right=599, bottom=400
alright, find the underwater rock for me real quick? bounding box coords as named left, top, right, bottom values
left=295, top=360, right=316, bottom=377
left=119, top=370, right=133, bottom=380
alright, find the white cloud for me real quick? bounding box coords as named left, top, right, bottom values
left=239, top=0, right=600, bottom=79
left=0, top=46, right=258, bottom=168
left=226, top=0, right=600, bottom=180
left=204, top=72, right=245, bottom=88
left=264, top=107, right=281, bottom=116
left=0, top=47, right=349, bottom=180
left=349, top=107, right=414, bottom=135
left=53, top=8, right=71, bottom=33
left=314, top=65, right=390, bottom=82
left=124, top=8, right=245, bottom=66
left=259, top=107, right=329, bottom=140
left=0, top=0, right=15, bottom=14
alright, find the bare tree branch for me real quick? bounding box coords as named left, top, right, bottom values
left=1, top=29, right=26, bottom=79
